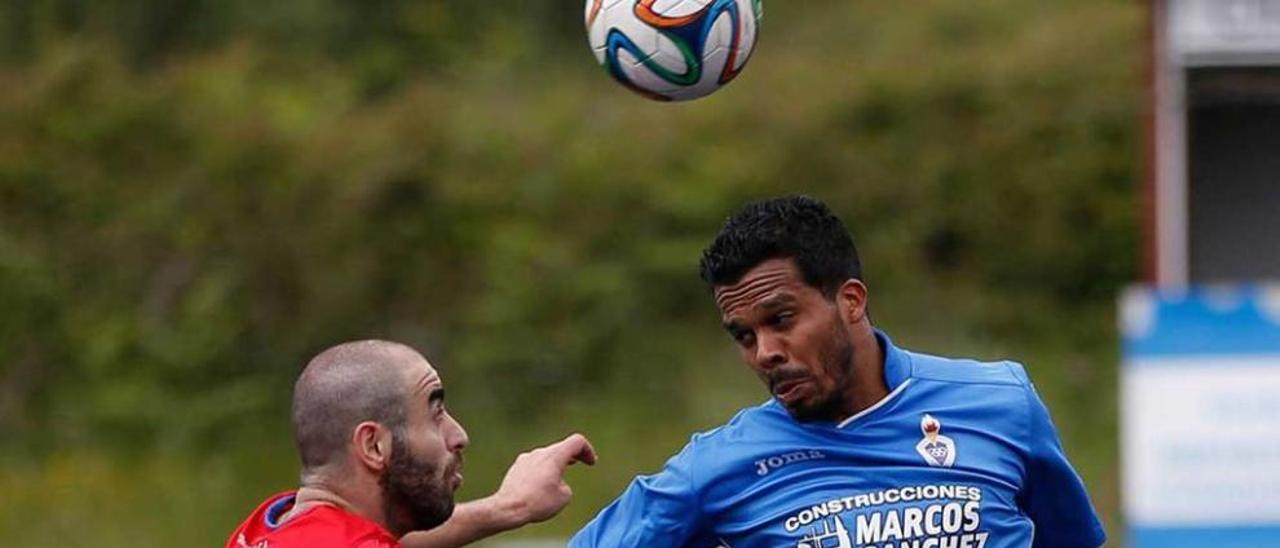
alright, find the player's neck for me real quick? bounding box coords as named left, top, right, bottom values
left=291, top=479, right=395, bottom=535
left=840, top=325, right=889, bottom=420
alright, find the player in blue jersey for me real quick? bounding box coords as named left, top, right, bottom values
left=571, top=196, right=1106, bottom=548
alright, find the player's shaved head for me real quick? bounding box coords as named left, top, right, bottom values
left=292, top=340, right=425, bottom=472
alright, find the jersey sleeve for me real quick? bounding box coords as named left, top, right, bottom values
left=1015, top=370, right=1107, bottom=548
left=570, top=438, right=705, bottom=547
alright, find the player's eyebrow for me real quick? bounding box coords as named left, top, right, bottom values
left=721, top=293, right=798, bottom=330
left=757, top=293, right=796, bottom=311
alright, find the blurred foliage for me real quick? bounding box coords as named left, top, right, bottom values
left=0, top=0, right=1141, bottom=545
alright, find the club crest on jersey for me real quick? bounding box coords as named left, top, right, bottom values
left=915, top=414, right=957, bottom=468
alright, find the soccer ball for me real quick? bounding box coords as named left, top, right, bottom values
left=584, top=0, right=762, bottom=101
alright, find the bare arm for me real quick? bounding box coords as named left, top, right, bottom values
left=401, top=433, right=598, bottom=548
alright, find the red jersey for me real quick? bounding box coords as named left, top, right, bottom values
left=226, top=491, right=401, bottom=548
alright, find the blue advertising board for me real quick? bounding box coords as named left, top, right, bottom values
left=1121, top=285, right=1280, bottom=546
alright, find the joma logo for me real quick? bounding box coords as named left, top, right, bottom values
left=754, top=450, right=826, bottom=476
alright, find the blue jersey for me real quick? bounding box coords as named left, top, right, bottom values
left=571, top=331, right=1105, bottom=548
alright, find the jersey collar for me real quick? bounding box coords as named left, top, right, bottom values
left=878, top=328, right=912, bottom=391
left=830, top=329, right=913, bottom=428
left=264, top=492, right=298, bottom=529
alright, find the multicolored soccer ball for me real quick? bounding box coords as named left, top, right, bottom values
left=585, top=0, right=762, bottom=101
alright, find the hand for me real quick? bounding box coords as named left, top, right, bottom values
left=491, top=433, right=598, bottom=527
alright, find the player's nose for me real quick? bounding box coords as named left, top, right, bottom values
left=754, top=333, right=787, bottom=370
left=444, top=413, right=469, bottom=451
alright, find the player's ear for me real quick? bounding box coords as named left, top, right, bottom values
left=836, top=279, right=868, bottom=325
left=353, top=421, right=392, bottom=472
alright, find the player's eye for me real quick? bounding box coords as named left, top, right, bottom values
left=768, top=311, right=794, bottom=328
left=732, top=329, right=756, bottom=347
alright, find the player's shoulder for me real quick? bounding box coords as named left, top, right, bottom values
left=671, top=400, right=810, bottom=489
left=666, top=400, right=797, bottom=473
left=903, top=349, right=1032, bottom=388
left=687, top=398, right=791, bottom=447
left=245, top=504, right=399, bottom=548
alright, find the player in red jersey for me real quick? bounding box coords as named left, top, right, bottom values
left=227, top=340, right=596, bottom=548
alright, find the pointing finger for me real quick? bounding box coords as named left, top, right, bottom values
left=550, top=433, right=598, bottom=466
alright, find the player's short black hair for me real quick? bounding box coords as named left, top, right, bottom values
left=292, top=341, right=413, bottom=471
left=699, top=195, right=862, bottom=297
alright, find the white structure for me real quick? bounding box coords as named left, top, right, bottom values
left=1150, top=0, right=1280, bottom=287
